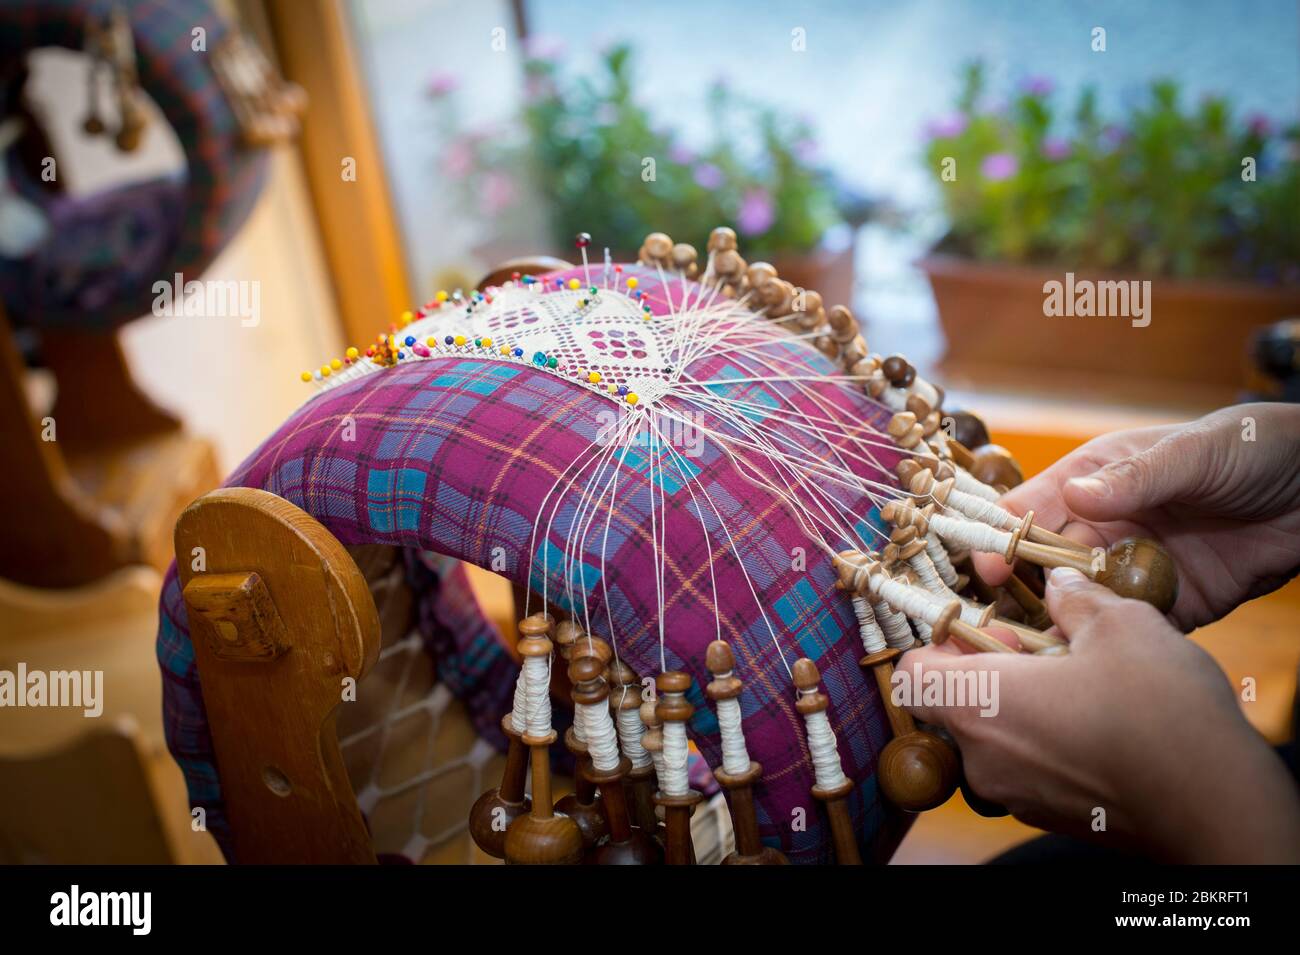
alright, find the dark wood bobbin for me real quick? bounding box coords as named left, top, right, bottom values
left=654, top=670, right=703, bottom=865
left=706, top=641, right=788, bottom=865
left=860, top=647, right=961, bottom=813
left=968, top=443, right=1024, bottom=491
left=553, top=625, right=610, bottom=850
left=467, top=712, right=532, bottom=859
left=608, top=659, right=659, bottom=837
left=569, top=655, right=661, bottom=865
left=469, top=616, right=553, bottom=858
left=791, top=658, right=862, bottom=865
left=502, top=618, right=583, bottom=865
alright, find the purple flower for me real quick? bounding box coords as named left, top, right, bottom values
left=669, top=144, right=696, bottom=165
left=924, top=111, right=968, bottom=140
left=441, top=140, right=474, bottom=179
left=1041, top=136, right=1071, bottom=161
left=1100, top=124, right=1128, bottom=150
left=793, top=138, right=819, bottom=163
left=693, top=163, right=725, bottom=189
left=1247, top=113, right=1272, bottom=137
left=426, top=71, right=459, bottom=98
left=980, top=152, right=1019, bottom=181
left=523, top=35, right=566, bottom=61
left=1021, top=75, right=1054, bottom=97
left=737, top=188, right=775, bottom=235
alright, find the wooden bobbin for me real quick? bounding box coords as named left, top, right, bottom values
left=554, top=623, right=609, bottom=851
left=638, top=231, right=673, bottom=268
left=930, top=602, right=1018, bottom=654
left=860, top=646, right=961, bottom=813
left=469, top=615, right=551, bottom=858
left=638, top=698, right=668, bottom=850
left=569, top=655, right=661, bottom=865
left=608, top=659, right=659, bottom=837
left=467, top=711, right=531, bottom=859
left=791, top=659, right=861, bottom=865
left=705, top=641, right=788, bottom=865
left=671, top=242, right=699, bottom=278
left=654, top=671, right=703, bottom=865
left=503, top=617, right=583, bottom=865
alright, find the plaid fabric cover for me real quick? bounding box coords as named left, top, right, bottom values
left=158, top=263, right=911, bottom=864
left=0, top=0, right=268, bottom=329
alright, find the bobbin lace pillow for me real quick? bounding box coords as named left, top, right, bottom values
left=157, top=264, right=906, bottom=864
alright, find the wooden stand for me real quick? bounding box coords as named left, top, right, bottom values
left=1, top=310, right=218, bottom=589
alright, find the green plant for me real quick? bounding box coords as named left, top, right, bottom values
left=923, top=62, right=1299, bottom=282
left=429, top=43, right=842, bottom=259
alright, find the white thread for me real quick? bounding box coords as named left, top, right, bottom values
left=660, top=717, right=691, bottom=796
left=924, top=530, right=960, bottom=587
left=851, top=595, right=887, bottom=655
left=578, top=701, right=622, bottom=774
left=714, top=691, right=752, bottom=777
left=953, top=467, right=1001, bottom=502
left=868, top=573, right=942, bottom=628
left=522, top=654, right=552, bottom=738
left=799, top=704, right=847, bottom=791
left=928, top=510, right=1013, bottom=554
left=649, top=738, right=668, bottom=782
left=871, top=597, right=916, bottom=650
left=616, top=705, right=652, bottom=769
left=947, top=486, right=1019, bottom=530
left=510, top=671, right=527, bottom=735
left=906, top=548, right=949, bottom=595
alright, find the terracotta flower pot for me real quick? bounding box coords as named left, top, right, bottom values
left=920, top=254, right=1300, bottom=397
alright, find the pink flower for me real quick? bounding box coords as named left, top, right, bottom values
left=669, top=144, right=696, bottom=165
left=1247, top=113, right=1272, bottom=137
left=737, top=188, right=775, bottom=235
left=980, top=152, right=1018, bottom=181
left=482, top=172, right=516, bottom=215
left=441, top=141, right=474, bottom=179
left=426, top=71, right=459, bottom=98
left=693, top=163, right=724, bottom=189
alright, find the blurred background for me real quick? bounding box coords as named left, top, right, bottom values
left=0, top=0, right=1296, bottom=864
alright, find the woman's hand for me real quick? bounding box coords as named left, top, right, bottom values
left=972, top=403, right=1300, bottom=631
left=901, top=568, right=1300, bottom=862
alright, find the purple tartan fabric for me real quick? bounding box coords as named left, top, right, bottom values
left=158, top=264, right=910, bottom=864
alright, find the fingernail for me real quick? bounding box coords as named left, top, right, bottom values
left=1049, top=567, right=1089, bottom=590
left=1066, top=475, right=1108, bottom=498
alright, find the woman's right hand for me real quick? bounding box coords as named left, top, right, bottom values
left=971, top=402, right=1300, bottom=631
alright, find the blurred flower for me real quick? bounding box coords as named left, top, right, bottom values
left=482, top=172, right=516, bottom=215
left=1042, top=136, right=1071, bottom=161
left=523, top=35, right=567, bottom=61
left=1247, top=113, right=1272, bottom=137
left=793, top=138, right=819, bottom=163
left=693, top=163, right=725, bottom=189
left=1100, top=124, right=1128, bottom=150
left=924, top=111, right=968, bottom=140
left=524, top=74, right=555, bottom=102
left=441, top=140, right=475, bottom=179
left=980, top=152, right=1018, bottom=181
left=668, top=143, right=696, bottom=165
left=1021, top=75, right=1054, bottom=97
left=426, top=71, right=459, bottom=98
left=737, top=188, right=775, bottom=235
